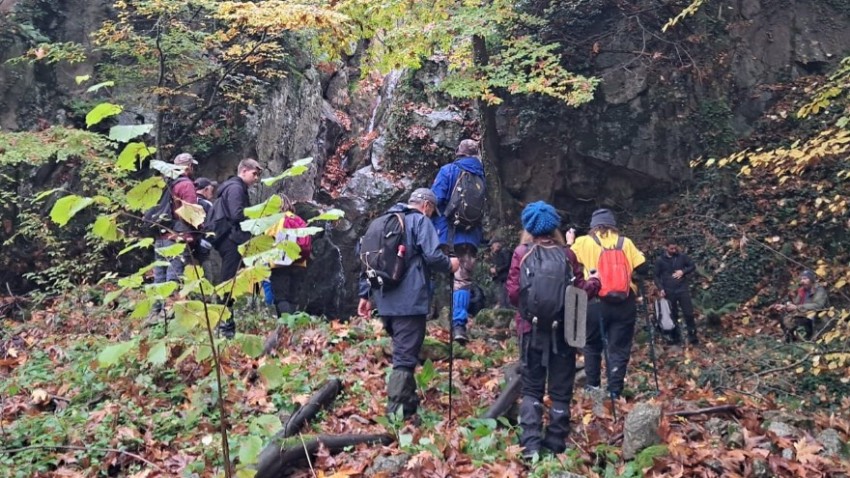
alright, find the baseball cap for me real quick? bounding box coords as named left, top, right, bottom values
left=409, top=188, right=441, bottom=216
left=173, top=153, right=198, bottom=165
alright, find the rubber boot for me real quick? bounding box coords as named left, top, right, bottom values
left=217, top=318, right=236, bottom=340
left=542, top=401, right=570, bottom=454
left=519, top=396, right=544, bottom=460
left=387, top=368, right=419, bottom=419
left=452, top=290, right=470, bottom=344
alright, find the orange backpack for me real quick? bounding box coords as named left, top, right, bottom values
left=592, top=235, right=632, bottom=302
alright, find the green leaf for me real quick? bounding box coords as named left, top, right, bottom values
left=173, top=300, right=231, bottom=329
left=261, top=157, right=313, bottom=186
left=50, top=195, right=94, bottom=226
left=238, top=235, right=276, bottom=260
left=240, top=213, right=284, bottom=236
left=116, top=142, right=156, bottom=171
left=238, top=435, right=264, bottom=465
left=307, top=208, right=345, bottom=222
left=92, top=214, right=122, bottom=242
left=118, top=275, right=144, bottom=289
left=86, top=81, right=115, bottom=93
left=118, top=237, right=154, bottom=256
left=244, top=195, right=283, bottom=219
left=238, top=334, right=265, bottom=358
left=34, top=187, right=61, bottom=201
left=145, top=281, right=178, bottom=300
left=126, top=177, right=164, bottom=211
left=109, top=124, right=154, bottom=142
left=147, top=340, right=168, bottom=366
left=252, top=414, right=282, bottom=436
left=86, top=102, right=122, bottom=128
left=215, top=265, right=270, bottom=301
left=196, top=344, right=212, bottom=362
left=258, top=363, right=284, bottom=389
left=236, top=468, right=257, bottom=478
left=102, top=287, right=126, bottom=305
left=175, top=202, right=206, bottom=228
left=156, top=242, right=186, bottom=259
left=131, top=298, right=153, bottom=319
left=150, top=159, right=186, bottom=179
left=75, top=74, right=91, bottom=85
left=98, top=341, right=136, bottom=367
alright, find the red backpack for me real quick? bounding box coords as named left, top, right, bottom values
left=592, top=235, right=632, bottom=302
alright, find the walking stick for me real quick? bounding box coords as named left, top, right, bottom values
left=448, top=270, right=455, bottom=424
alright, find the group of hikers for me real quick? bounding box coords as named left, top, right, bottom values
left=149, top=139, right=829, bottom=461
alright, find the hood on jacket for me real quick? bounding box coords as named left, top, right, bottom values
left=455, top=157, right=485, bottom=176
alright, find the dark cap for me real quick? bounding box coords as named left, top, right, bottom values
left=590, top=208, right=617, bottom=228
left=238, top=158, right=263, bottom=172
left=194, top=177, right=218, bottom=190
left=409, top=187, right=440, bottom=216
left=801, top=270, right=817, bottom=282
left=455, top=139, right=479, bottom=157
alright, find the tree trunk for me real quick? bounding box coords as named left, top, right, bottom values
left=472, top=34, right=506, bottom=226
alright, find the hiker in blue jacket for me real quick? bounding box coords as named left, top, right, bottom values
left=431, top=139, right=486, bottom=345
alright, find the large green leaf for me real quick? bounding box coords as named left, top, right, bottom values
left=251, top=414, right=283, bottom=437
left=258, top=363, right=284, bottom=389
left=118, top=237, right=154, bottom=256
left=98, top=341, right=136, bottom=367
left=238, top=235, right=275, bottom=260
left=155, top=242, right=186, bottom=259
left=240, top=213, right=284, bottom=236
left=244, top=195, right=282, bottom=219
left=50, top=195, right=94, bottom=226
left=175, top=202, right=205, bottom=228
left=307, top=208, right=345, bottom=223
left=131, top=298, right=153, bottom=319
left=86, top=102, right=122, bottom=128
left=116, top=142, right=156, bottom=171
left=147, top=340, right=169, bottom=366
left=126, top=177, right=164, bottom=211
left=86, top=81, right=115, bottom=93
left=145, top=281, right=178, bottom=300
left=261, top=157, right=313, bottom=187
left=109, top=124, right=154, bottom=142
left=102, top=287, right=127, bottom=305
left=215, top=265, right=270, bottom=300
left=92, top=214, right=122, bottom=242
left=150, top=159, right=186, bottom=179
left=238, top=435, right=264, bottom=465
left=173, top=300, right=231, bottom=329
left=238, top=334, right=265, bottom=359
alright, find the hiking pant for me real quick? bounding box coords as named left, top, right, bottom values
left=667, top=290, right=696, bottom=339
left=495, top=280, right=509, bottom=308
left=450, top=244, right=477, bottom=325
left=270, top=266, right=305, bottom=316
left=519, top=332, right=574, bottom=454
left=152, top=238, right=187, bottom=312
left=382, top=315, right=426, bottom=417
left=583, top=294, right=637, bottom=396
left=217, top=236, right=243, bottom=305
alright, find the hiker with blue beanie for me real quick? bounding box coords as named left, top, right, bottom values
left=431, top=139, right=486, bottom=345
left=506, top=201, right=600, bottom=459
left=568, top=208, right=649, bottom=400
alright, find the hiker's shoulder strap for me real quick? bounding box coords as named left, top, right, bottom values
left=591, top=233, right=603, bottom=248
left=615, top=236, right=625, bottom=250
left=518, top=243, right=537, bottom=266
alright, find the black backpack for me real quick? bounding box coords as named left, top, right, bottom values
left=142, top=177, right=191, bottom=235
left=518, top=244, right=572, bottom=330
left=359, top=212, right=411, bottom=289
left=445, top=166, right=486, bottom=231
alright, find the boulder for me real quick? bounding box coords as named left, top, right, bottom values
left=622, top=402, right=662, bottom=460
left=767, top=421, right=798, bottom=438
left=816, top=428, right=844, bottom=457
left=473, top=308, right=515, bottom=329
left=365, top=453, right=410, bottom=477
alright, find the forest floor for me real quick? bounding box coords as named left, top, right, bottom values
left=1, top=291, right=849, bottom=478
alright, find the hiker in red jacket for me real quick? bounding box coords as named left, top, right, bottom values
left=266, top=195, right=312, bottom=316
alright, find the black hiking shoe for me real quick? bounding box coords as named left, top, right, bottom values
left=452, top=324, right=468, bottom=345
left=687, top=333, right=699, bottom=345
left=217, top=318, right=236, bottom=340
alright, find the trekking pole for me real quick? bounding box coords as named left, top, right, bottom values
left=638, top=281, right=661, bottom=394
left=448, top=270, right=455, bottom=424
left=598, top=312, right=617, bottom=422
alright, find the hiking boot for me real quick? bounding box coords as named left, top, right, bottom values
left=217, top=318, right=236, bottom=339
left=687, top=333, right=699, bottom=345
left=519, top=396, right=543, bottom=461
left=542, top=401, right=570, bottom=454
left=452, top=324, right=468, bottom=345
left=387, top=368, right=419, bottom=420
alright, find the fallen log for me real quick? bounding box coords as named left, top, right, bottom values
left=481, top=363, right=521, bottom=420
left=668, top=404, right=738, bottom=418
left=255, top=433, right=393, bottom=478
left=282, top=378, right=342, bottom=437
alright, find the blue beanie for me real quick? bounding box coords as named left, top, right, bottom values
left=521, top=201, right=561, bottom=237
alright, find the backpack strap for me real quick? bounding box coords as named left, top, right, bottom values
left=615, top=236, right=625, bottom=250
left=591, top=233, right=624, bottom=250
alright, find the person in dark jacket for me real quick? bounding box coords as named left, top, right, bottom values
left=431, top=139, right=485, bottom=344
left=150, top=153, right=198, bottom=317
left=489, top=239, right=512, bottom=308
left=194, top=177, right=218, bottom=285
left=567, top=209, right=649, bottom=400
left=358, top=188, right=460, bottom=420
left=506, top=201, right=600, bottom=459
left=654, top=240, right=699, bottom=345
left=214, top=158, right=262, bottom=338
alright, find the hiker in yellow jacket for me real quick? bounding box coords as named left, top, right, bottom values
left=567, top=209, right=649, bottom=399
